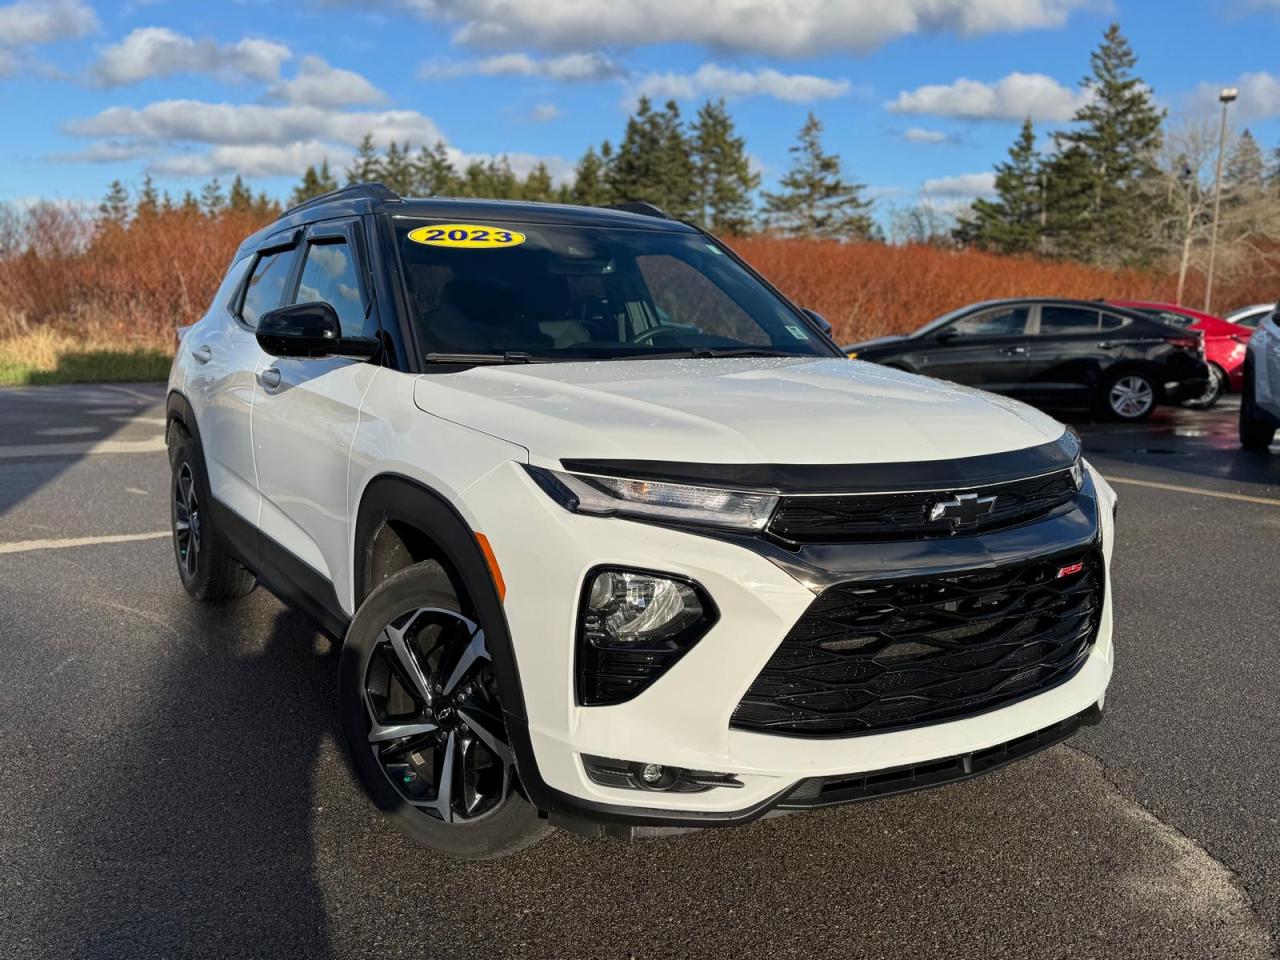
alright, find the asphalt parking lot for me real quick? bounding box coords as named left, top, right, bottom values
left=2, top=382, right=1279, bottom=960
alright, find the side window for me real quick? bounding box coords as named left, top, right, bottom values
left=239, top=249, right=294, bottom=328
left=1039, top=306, right=1100, bottom=334
left=1100, top=313, right=1129, bottom=331
left=949, top=306, right=1029, bottom=337
left=635, top=255, right=770, bottom=345
left=294, top=238, right=373, bottom=337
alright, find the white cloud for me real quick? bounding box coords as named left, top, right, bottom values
left=149, top=141, right=353, bottom=179
left=922, top=172, right=997, bottom=197
left=528, top=102, right=562, bottom=122
left=50, top=140, right=159, bottom=164
left=268, top=55, right=386, bottom=107
left=1191, top=72, right=1280, bottom=121
left=0, top=0, right=97, bottom=46
left=0, top=47, right=16, bottom=76
left=633, top=63, right=850, bottom=104
left=68, top=100, right=444, bottom=149
left=90, top=27, right=291, bottom=86
left=888, top=72, right=1088, bottom=122
left=380, top=0, right=1090, bottom=56
left=419, top=51, right=622, bottom=82
left=903, top=127, right=952, bottom=143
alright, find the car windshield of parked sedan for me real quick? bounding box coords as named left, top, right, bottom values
left=394, top=219, right=835, bottom=361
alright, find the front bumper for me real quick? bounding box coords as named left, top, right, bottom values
left=469, top=459, right=1117, bottom=828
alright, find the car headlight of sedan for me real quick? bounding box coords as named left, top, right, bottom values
left=524, top=465, right=779, bottom=531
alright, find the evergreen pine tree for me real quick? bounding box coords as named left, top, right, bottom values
left=761, top=113, right=873, bottom=239
left=99, top=179, right=130, bottom=224
left=1049, top=23, right=1165, bottom=265
left=965, top=118, right=1043, bottom=254
left=180, top=190, right=200, bottom=214
left=227, top=174, right=253, bottom=212
left=653, top=100, right=698, bottom=219
left=521, top=162, right=555, bottom=202
left=199, top=177, right=226, bottom=216
left=380, top=141, right=415, bottom=194
left=608, top=97, right=665, bottom=206
left=290, top=166, right=324, bottom=206
left=1267, top=144, right=1280, bottom=195
left=1041, top=145, right=1096, bottom=261
left=346, top=133, right=382, bottom=184
left=691, top=98, right=759, bottom=234
left=1226, top=129, right=1266, bottom=192
left=135, top=175, right=160, bottom=219
left=414, top=142, right=456, bottom=195
left=570, top=146, right=610, bottom=206
left=316, top=159, right=338, bottom=194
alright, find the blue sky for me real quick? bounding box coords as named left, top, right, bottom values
left=2, top=0, right=1279, bottom=218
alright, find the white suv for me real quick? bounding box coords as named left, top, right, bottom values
left=167, top=184, right=1117, bottom=859
left=1240, top=309, right=1280, bottom=452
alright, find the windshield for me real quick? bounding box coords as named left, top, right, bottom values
left=394, top=219, right=835, bottom=361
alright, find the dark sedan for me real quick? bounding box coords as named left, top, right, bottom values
left=845, top=298, right=1210, bottom=421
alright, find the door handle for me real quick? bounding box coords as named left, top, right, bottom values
left=192, top=344, right=212, bottom=364
left=1002, top=345, right=1028, bottom=356
left=1097, top=341, right=1119, bottom=350
left=257, top=366, right=282, bottom=391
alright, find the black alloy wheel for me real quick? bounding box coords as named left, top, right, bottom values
left=340, top=565, right=551, bottom=859
left=361, top=606, right=514, bottom=822
left=173, top=462, right=201, bottom=582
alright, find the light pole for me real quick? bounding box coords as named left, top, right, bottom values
left=1204, top=86, right=1238, bottom=313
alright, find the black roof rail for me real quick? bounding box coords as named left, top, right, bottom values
left=280, top=181, right=400, bottom=219
left=601, top=201, right=672, bottom=220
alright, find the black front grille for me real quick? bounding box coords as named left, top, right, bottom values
left=731, top=550, right=1103, bottom=737
left=767, top=470, right=1077, bottom=543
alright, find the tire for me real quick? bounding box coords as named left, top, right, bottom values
left=339, top=563, right=552, bottom=860
left=170, top=434, right=256, bottom=601
left=1100, top=371, right=1157, bottom=421
left=1183, top=364, right=1225, bottom=410
left=1239, top=370, right=1277, bottom=452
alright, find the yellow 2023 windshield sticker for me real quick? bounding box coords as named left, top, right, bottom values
left=407, top=223, right=526, bottom=249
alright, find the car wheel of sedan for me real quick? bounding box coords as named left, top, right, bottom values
left=339, top=563, right=552, bottom=860
left=1102, top=372, right=1157, bottom=421
left=1183, top=364, right=1225, bottom=410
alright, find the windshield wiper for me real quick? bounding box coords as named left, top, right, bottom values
left=617, top=347, right=794, bottom=360
left=423, top=351, right=540, bottom=365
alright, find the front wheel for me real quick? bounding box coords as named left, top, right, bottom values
left=339, top=563, right=552, bottom=860
left=1101, top=371, right=1157, bottom=421
left=1183, top=364, right=1225, bottom=410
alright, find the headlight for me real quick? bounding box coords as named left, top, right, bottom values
left=1070, top=457, right=1085, bottom=491
left=578, top=568, right=717, bottom=705
left=525, top=465, right=778, bottom=531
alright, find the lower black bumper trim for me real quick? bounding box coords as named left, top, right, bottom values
left=536, top=704, right=1103, bottom=838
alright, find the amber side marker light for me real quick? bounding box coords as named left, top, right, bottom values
left=474, top=532, right=506, bottom=602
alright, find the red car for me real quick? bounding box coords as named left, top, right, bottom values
left=1107, top=300, right=1252, bottom=408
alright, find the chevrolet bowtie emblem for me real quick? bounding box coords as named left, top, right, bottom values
left=929, top=492, right=998, bottom=527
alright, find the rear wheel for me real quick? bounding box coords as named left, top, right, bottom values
left=1183, top=364, right=1225, bottom=410
left=1101, top=371, right=1156, bottom=421
left=339, top=563, right=552, bottom=860
left=1240, top=370, right=1277, bottom=452
left=170, top=434, right=256, bottom=601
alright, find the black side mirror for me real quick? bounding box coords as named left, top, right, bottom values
left=935, top=327, right=960, bottom=344
left=803, top=308, right=834, bottom=337
left=256, top=302, right=377, bottom=359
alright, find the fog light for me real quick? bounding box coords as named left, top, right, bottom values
left=640, top=763, right=664, bottom=785
left=577, top=568, right=718, bottom=706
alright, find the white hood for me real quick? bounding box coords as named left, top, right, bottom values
left=413, top=357, right=1065, bottom=466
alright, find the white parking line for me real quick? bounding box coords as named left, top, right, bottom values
left=1107, top=475, right=1280, bottom=507
left=0, top=531, right=169, bottom=555
left=0, top=437, right=166, bottom=459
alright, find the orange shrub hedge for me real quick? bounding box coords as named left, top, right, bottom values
left=0, top=204, right=1273, bottom=351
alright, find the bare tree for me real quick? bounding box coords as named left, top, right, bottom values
left=1154, top=116, right=1218, bottom=304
